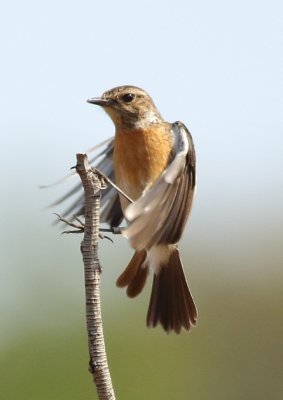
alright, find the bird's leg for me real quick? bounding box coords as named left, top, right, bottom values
left=54, top=213, right=125, bottom=240
left=100, top=227, right=125, bottom=235
left=98, top=227, right=126, bottom=242
left=92, top=168, right=134, bottom=204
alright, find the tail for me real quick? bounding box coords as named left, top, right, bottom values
left=116, top=250, right=149, bottom=298
left=146, top=245, right=197, bottom=334
left=116, top=246, right=197, bottom=334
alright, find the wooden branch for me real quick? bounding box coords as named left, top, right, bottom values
left=75, top=153, right=116, bottom=400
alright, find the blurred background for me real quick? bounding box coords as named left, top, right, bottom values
left=1, top=1, right=282, bottom=399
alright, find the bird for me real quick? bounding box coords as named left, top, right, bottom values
left=56, top=85, right=197, bottom=334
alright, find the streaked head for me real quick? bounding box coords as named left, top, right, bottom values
left=87, top=85, right=163, bottom=129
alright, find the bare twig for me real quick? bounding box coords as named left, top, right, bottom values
left=75, top=153, right=116, bottom=400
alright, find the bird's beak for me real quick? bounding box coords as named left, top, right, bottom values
left=86, top=97, right=114, bottom=107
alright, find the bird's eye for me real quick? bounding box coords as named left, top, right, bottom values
left=122, top=93, right=135, bottom=103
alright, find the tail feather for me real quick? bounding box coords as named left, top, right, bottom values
left=116, top=247, right=197, bottom=333
left=116, top=250, right=149, bottom=298
left=146, top=248, right=197, bottom=334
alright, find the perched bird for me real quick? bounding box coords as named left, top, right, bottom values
left=57, top=85, right=197, bottom=333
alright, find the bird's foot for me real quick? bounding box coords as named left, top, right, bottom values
left=54, top=214, right=122, bottom=242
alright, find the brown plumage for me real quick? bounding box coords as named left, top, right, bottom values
left=86, top=85, right=197, bottom=334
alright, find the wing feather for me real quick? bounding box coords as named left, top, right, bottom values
left=50, top=137, right=123, bottom=226
left=124, top=121, right=196, bottom=250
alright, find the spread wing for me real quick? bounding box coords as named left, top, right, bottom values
left=49, top=137, right=124, bottom=227
left=123, top=121, right=196, bottom=251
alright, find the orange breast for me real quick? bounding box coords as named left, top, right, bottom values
left=113, top=124, right=173, bottom=209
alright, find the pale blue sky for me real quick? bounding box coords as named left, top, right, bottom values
left=0, top=0, right=282, bottom=342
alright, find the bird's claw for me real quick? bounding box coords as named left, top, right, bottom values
left=54, top=213, right=115, bottom=241
left=99, top=233, right=113, bottom=243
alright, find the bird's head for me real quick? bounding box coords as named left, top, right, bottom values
left=87, top=85, right=163, bottom=130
